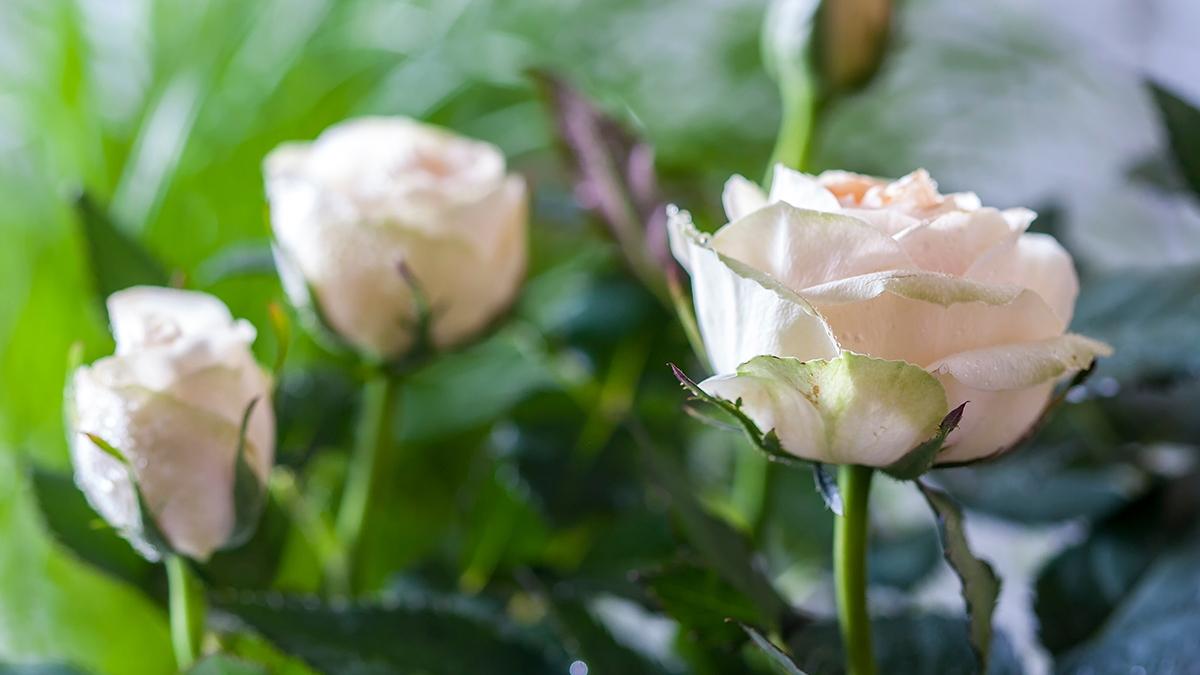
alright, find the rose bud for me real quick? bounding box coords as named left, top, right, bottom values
left=67, top=287, right=275, bottom=561
left=670, top=165, right=1111, bottom=468
left=263, top=117, right=528, bottom=362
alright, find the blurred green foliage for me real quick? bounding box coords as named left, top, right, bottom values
left=1, top=0, right=1199, bottom=673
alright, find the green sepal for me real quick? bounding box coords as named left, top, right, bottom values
left=83, top=432, right=176, bottom=560
left=670, top=363, right=801, bottom=467
left=917, top=480, right=1000, bottom=672
left=883, top=402, right=967, bottom=480
left=223, top=398, right=266, bottom=550
left=270, top=241, right=355, bottom=359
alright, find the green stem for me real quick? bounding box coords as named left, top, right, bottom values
left=768, top=76, right=818, bottom=175
left=834, top=464, right=876, bottom=675
left=166, top=554, right=205, bottom=669
left=335, top=371, right=399, bottom=594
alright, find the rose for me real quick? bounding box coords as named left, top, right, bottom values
left=264, top=116, right=528, bottom=361
left=67, top=287, right=274, bottom=560
left=670, top=165, right=1110, bottom=467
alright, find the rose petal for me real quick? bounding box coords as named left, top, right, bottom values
left=70, top=374, right=265, bottom=560
left=766, top=164, right=842, bottom=212
left=668, top=208, right=838, bottom=374
left=700, top=352, right=949, bottom=466
left=928, top=334, right=1112, bottom=391
left=893, top=208, right=1016, bottom=275
left=801, top=271, right=1065, bottom=367
left=934, top=381, right=1054, bottom=464
left=711, top=202, right=917, bottom=293
left=930, top=334, right=1112, bottom=463
left=966, top=232, right=1080, bottom=325
left=722, top=174, right=768, bottom=222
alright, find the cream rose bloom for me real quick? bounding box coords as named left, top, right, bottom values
left=670, top=165, right=1110, bottom=467
left=67, top=287, right=274, bottom=561
left=264, top=116, right=528, bottom=361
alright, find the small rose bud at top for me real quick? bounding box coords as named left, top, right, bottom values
left=67, top=287, right=275, bottom=561
left=669, top=166, right=1111, bottom=467
left=817, top=0, right=891, bottom=93
left=263, top=117, right=528, bottom=361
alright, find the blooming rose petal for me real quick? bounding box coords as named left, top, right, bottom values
left=668, top=208, right=838, bottom=374
left=801, top=271, right=1065, bottom=367
left=893, top=208, right=1017, bottom=275
left=966, top=232, right=1080, bottom=325
left=928, top=335, right=1112, bottom=463
left=928, top=333, right=1111, bottom=392
left=722, top=174, right=768, bottom=222
left=700, top=353, right=949, bottom=466
left=766, top=165, right=842, bottom=212
left=711, top=202, right=917, bottom=292
left=933, top=380, right=1054, bottom=464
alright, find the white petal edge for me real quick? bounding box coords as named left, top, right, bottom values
left=667, top=207, right=839, bottom=374
left=710, top=202, right=918, bottom=293
left=928, top=334, right=1112, bottom=392
left=766, top=164, right=842, bottom=212
left=722, top=174, right=768, bottom=222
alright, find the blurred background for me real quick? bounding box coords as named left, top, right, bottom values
left=1, top=0, right=1198, bottom=673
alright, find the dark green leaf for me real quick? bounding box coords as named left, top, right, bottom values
left=28, top=467, right=156, bottom=592
left=73, top=192, right=168, bottom=307
left=639, top=562, right=763, bottom=646
left=868, top=521, right=941, bottom=591
left=742, top=624, right=807, bottom=675
left=531, top=578, right=667, bottom=675
left=884, top=403, right=965, bottom=480
left=216, top=592, right=565, bottom=675
left=194, top=242, right=276, bottom=285
left=642, top=442, right=791, bottom=632
left=787, top=614, right=1022, bottom=675
left=1150, top=82, right=1200, bottom=197
left=1036, top=474, right=1200, bottom=654
left=1056, top=539, right=1200, bottom=674
left=917, top=481, right=1000, bottom=671
left=202, top=492, right=289, bottom=590
left=186, top=655, right=267, bottom=675
left=398, top=327, right=558, bottom=443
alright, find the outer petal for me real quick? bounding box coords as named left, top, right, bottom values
left=892, top=208, right=1017, bottom=275
left=929, top=335, right=1113, bottom=463
left=722, top=174, right=768, bottom=222
left=801, top=271, right=1065, bottom=367
left=966, top=232, right=1080, bottom=325
left=421, top=175, right=528, bottom=348
left=711, top=202, right=917, bottom=293
left=70, top=372, right=258, bottom=561
left=700, top=353, right=949, bottom=466
left=107, top=287, right=258, bottom=388
left=766, top=165, right=842, bottom=212
left=668, top=209, right=838, bottom=374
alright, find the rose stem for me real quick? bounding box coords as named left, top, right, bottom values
left=834, top=464, right=877, bottom=675
left=165, top=554, right=205, bottom=668
left=335, top=370, right=399, bottom=595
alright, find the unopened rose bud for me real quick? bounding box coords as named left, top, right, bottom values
left=67, top=287, right=275, bottom=561
left=264, top=117, right=528, bottom=361
left=670, top=166, right=1111, bottom=468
